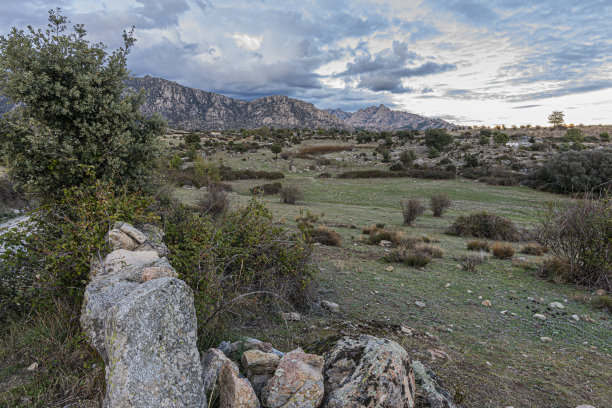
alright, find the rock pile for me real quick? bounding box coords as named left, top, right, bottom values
left=80, top=222, right=450, bottom=408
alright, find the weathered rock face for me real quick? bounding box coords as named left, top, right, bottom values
left=218, top=337, right=284, bottom=359
left=201, top=348, right=236, bottom=395
left=81, top=223, right=206, bottom=408
left=241, top=349, right=280, bottom=397
left=322, top=335, right=416, bottom=408
left=103, top=277, right=205, bottom=407
left=411, top=361, right=457, bottom=408
left=262, top=348, right=325, bottom=408
left=219, top=361, right=260, bottom=408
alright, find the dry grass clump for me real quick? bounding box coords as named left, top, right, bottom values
left=537, top=258, right=572, bottom=283
left=592, top=295, right=612, bottom=313
left=430, top=193, right=452, bottom=217
left=401, top=198, right=426, bottom=225
left=520, top=243, right=548, bottom=256
left=383, top=246, right=431, bottom=268
left=491, top=242, right=515, bottom=259
left=280, top=185, right=303, bottom=204
left=456, top=253, right=487, bottom=272
left=366, top=228, right=406, bottom=246
left=198, top=183, right=229, bottom=217
left=309, top=226, right=342, bottom=246
left=415, top=243, right=443, bottom=258
left=250, top=182, right=282, bottom=195
left=467, top=240, right=490, bottom=252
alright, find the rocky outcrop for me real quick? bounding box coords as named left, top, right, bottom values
left=81, top=222, right=206, bottom=408
left=411, top=361, right=457, bottom=408
left=327, top=104, right=455, bottom=131
left=241, top=349, right=280, bottom=397
left=219, top=361, right=260, bottom=408
left=322, top=335, right=416, bottom=408
left=125, top=76, right=349, bottom=130
left=262, top=349, right=325, bottom=408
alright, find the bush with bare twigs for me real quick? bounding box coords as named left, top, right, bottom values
left=467, top=240, right=490, bottom=252
left=401, top=198, right=426, bottom=225
left=447, top=212, right=520, bottom=241
left=533, top=197, right=611, bottom=290
left=198, top=183, right=230, bottom=216
left=430, top=193, right=451, bottom=217
left=521, top=243, right=548, bottom=256
left=456, top=253, right=487, bottom=272
left=280, top=185, right=303, bottom=204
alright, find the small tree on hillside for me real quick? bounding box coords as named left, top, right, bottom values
left=548, top=111, right=565, bottom=128
left=0, top=8, right=165, bottom=199
left=270, top=144, right=282, bottom=159
left=424, top=128, right=453, bottom=151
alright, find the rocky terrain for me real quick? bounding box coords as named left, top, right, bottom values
left=125, top=76, right=349, bottom=130
left=326, top=105, right=456, bottom=131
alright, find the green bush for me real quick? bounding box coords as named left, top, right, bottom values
left=399, top=150, right=416, bottom=164
left=250, top=182, right=283, bottom=195
left=0, top=10, right=164, bottom=199
left=446, top=212, right=520, bottom=241
left=564, top=128, right=584, bottom=142
left=424, top=129, right=453, bottom=151
left=600, top=132, right=610, bottom=142
left=529, top=149, right=612, bottom=194
left=0, top=181, right=157, bottom=317
left=493, top=132, right=509, bottom=144
left=428, top=147, right=440, bottom=158
left=430, top=193, right=451, bottom=217
left=163, top=199, right=313, bottom=332
left=383, top=247, right=431, bottom=268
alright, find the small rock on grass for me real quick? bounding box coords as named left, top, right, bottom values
left=415, top=300, right=426, bottom=308
left=482, top=300, right=491, bottom=306
left=281, top=312, right=301, bottom=321
left=548, top=301, right=564, bottom=309
left=540, top=337, right=552, bottom=342
left=322, top=300, right=340, bottom=313
left=533, top=313, right=547, bottom=320
left=26, top=362, right=38, bottom=371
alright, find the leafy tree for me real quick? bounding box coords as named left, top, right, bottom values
left=548, top=111, right=565, bottom=128
left=185, top=133, right=201, bottom=149
left=0, top=9, right=165, bottom=199
left=270, top=144, right=282, bottom=159
left=424, top=128, right=453, bottom=151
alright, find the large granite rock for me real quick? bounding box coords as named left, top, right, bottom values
left=262, top=348, right=324, bottom=408
left=102, top=277, right=205, bottom=407
left=201, top=348, right=236, bottom=395
left=323, top=335, right=416, bottom=408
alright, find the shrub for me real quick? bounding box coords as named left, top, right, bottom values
left=520, top=243, right=548, bottom=256
left=480, top=129, right=492, bottom=137
left=600, top=132, right=610, bottom=142
left=163, top=200, right=313, bottom=336
left=424, top=129, right=453, bottom=151
left=456, top=253, right=487, bottom=272
left=250, top=182, right=283, bottom=195
left=529, top=149, right=612, bottom=194
left=428, top=147, right=440, bottom=158
left=430, top=193, right=451, bottom=217
left=381, top=149, right=390, bottom=162
left=415, top=243, right=443, bottom=258
left=316, top=157, right=331, bottom=165
left=295, top=145, right=351, bottom=157
left=537, top=258, right=571, bottom=282
left=383, top=247, right=431, bottom=267
left=446, top=212, right=520, bottom=241
left=0, top=10, right=164, bottom=199
left=493, top=132, right=509, bottom=144
left=592, top=295, right=612, bottom=313
left=318, top=172, right=332, bottom=178
left=280, top=185, right=303, bottom=204
left=401, top=198, right=426, bottom=225
left=198, top=183, right=230, bottom=217
left=491, top=242, right=515, bottom=259
left=479, top=135, right=490, bottom=145
left=366, top=228, right=405, bottom=246
left=464, top=154, right=479, bottom=167
left=467, top=240, right=490, bottom=251
left=270, top=144, right=282, bottom=158
left=221, top=168, right=284, bottom=181
left=564, top=128, right=583, bottom=142
left=399, top=150, right=416, bottom=164
left=310, top=226, right=342, bottom=246
left=0, top=177, right=26, bottom=210
left=533, top=197, right=611, bottom=290
left=0, top=181, right=157, bottom=316
left=389, top=162, right=406, bottom=172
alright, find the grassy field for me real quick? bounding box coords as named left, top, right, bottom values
left=175, top=147, right=611, bottom=408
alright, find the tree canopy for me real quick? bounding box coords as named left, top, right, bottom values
left=0, top=8, right=165, bottom=199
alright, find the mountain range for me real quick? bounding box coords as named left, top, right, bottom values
left=1, top=76, right=455, bottom=131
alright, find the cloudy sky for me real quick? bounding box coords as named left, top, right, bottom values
left=2, top=0, right=611, bottom=125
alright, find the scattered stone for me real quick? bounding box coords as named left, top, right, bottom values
left=415, top=300, right=426, bottom=308
left=595, top=289, right=606, bottom=296
left=262, top=348, right=324, bottom=408
left=500, top=310, right=507, bottom=314
left=548, top=302, right=564, bottom=309
left=572, top=314, right=580, bottom=322
left=218, top=338, right=284, bottom=359
left=201, top=348, right=235, bottom=395
left=106, top=228, right=138, bottom=251
left=385, top=265, right=394, bottom=272
left=411, top=360, right=457, bottom=408
left=445, top=283, right=450, bottom=288
left=540, top=337, right=553, bottom=342
left=379, top=240, right=393, bottom=248
left=533, top=313, right=547, bottom=320
left=324, top=335, right=416, bottom=408
left=322, top=300, right=340, bottom=313
left=427, top=349, right=449, bottom=360
left=26, top=362, right=38, bottom=371
left=281, top=312, right=301, bottom=321
left=581, top=315, right=595, bottom=323
left=467, top=290, right=472, bottom=294
left=400, top=325, right=414, bottom=336
left=242, top=350, right=280, bottom=398
left=219, top=361, right=260, bottom=408
left=482, top=300, right=491, bottom=306
left=576, top=405, right=595, bottom=408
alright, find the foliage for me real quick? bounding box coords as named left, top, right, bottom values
left=493, top=132, right=509, bottom=145
left=400, top=198, right=426, bottom=225
left=197, top=183, right=230, bottom=217
left=280, top=185, right=303, bottom=204
left=430, top=193, right=452, bottom=217
left=365, top=228, right=405, bottom=246
left=389, top=162, right=406, bottom=172
left=383, top=246, right=431, bottom=268
left=464, top=153, right=479, bottom=167
left=601, top=132, right=610, bottom=142
left=446, top=212, right=520, bottom=241
left=428, top=147, right=440, bottom=158
left=424, top=128, right=453, bottom=151
left=467, top=239, right=490, bottom=251
left=564, top=128, right=584, bottom=142
left=415, top=243, right=443, bottom=258
left=399, top=149, right=416, bottom=164
left=0, top=181, right=157, bottom=317
left=163, top=199, right=314, bottom=332
left=591, top=295, right=612, bottom=313
left=491, top=242, right=515, bottom=259
left=185, top=133, right=201, bottom=149
left=250, top=182, right=283, bottom=195
left=194, top=156, right=221, bottom=183
left=479, top=135, right=490, bottom=145
left=533, top=197, right=611, bottom=290
left=529, top=149, right=612, bottom=194
left=456, top=253, right=487, bottom=272
left=0, top=176, right=26, bottom=210
left=520, top=243, right=548, bottom=256
left=0, top=9, right=164, bottom=199
left=548, top=111, right=565, bottom=127
left=270, top=144, right=282, bottom=158
left=309, top=226, right=342, bottom=246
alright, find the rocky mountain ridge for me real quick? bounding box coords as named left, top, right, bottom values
left=326, top=104, right=455, bottom=131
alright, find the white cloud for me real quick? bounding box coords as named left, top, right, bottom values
left=228, top=32, right=263, bottom=51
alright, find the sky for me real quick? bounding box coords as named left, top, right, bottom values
left=1, top=0, right=611, bottom=126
